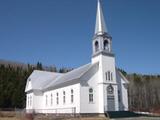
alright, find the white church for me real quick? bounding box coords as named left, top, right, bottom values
left=25, top=0, right=129, bottom=115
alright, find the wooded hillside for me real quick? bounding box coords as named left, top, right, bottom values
left=0, top=60, right=159, bottom=113
left=127, top=74, right=160, bottom=113
left=0, top=61, right=72, bottom=109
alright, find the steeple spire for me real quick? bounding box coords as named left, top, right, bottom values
left=95, top=0, right=107, bottom=35
left=92, top=0, right=112, bottom=57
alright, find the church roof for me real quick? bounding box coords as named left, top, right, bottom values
left=45, top=62, right=98, bottom=90
left=25, top=62, right=99, bottom=92
left=116, top=69, right=129, bottom=84
left=25, top=70, right=62, bottom=92
left=95, top=0, right=107, bottom=35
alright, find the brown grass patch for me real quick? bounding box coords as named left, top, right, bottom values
left=0, top=111, right=16, bottom=118
left=0, top=117, right=20, bottom=120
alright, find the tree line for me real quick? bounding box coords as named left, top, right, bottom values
left=127, top=73, right=160, bottom=112
left=0, top=62, right=72, bottom=109
left=0, top=63, right=160, bottom=113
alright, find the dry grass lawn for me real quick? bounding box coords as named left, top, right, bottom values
left=0, top=117, right=20, bottom=120
left=0, top=117, right=108, bottom=120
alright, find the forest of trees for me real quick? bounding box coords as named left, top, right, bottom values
left=0, top=62, right=160, bottom=113
left=127, top=74, right=160, bottom=112
left=0, top=62, right=72, bottom=109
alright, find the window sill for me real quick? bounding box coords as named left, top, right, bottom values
left=89, top=102, right=95, bottom=104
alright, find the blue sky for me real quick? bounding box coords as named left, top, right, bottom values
left=0, top=0, right=160, bottom=74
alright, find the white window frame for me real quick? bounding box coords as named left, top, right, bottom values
left=46, top=95, right=48, bottom=106
left=51, top=93, right=53, bottom=106
left=63, top=91, right=66, bottom=104
left=89, top=88, right=94, bottom=103
left=71, top=89, right=74, bottom=103
left=56, top=93, right=59, bottom=105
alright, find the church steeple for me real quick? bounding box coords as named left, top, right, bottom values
left=92, top=0, right=113, bottom=57
left=95, top=0, right=107, bottom=35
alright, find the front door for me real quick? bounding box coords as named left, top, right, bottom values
left=107, top=95, right=115, bottom=111
left=106, top=84, right=115, bottom=111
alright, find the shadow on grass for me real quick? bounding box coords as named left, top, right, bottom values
left=105, top=111, right=159, bottom=119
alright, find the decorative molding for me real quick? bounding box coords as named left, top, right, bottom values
left=92, top=51, right=115, bottom=58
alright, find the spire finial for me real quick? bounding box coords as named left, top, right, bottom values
left=95, top=0, right=107, bottom=35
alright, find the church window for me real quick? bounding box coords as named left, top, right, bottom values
left=95, top=41, right=99, bottom=52
left=107, top=84, right=114, bottom=94
left=45, top=95, right=48, bottom=106
left=111, top=72, right=113, bottom=81
left=118, top=90, right=121, bottom=102
left=89, top=88, right=93, bottom=103
left=30, top=96, right=32, bottom=106
left=56, top=93, right=59, bottom=105
left=108, top=71, right=110, bottom=81
left=71, top=89, right=74, bottom=103
left=105, top=72, right=108, bottom=80
left=63, top=91, right=66, bottom=104
left=51, top=94, right=53, bottom=106
left=104, top=40, right=109, bottom=50
left=27, top=96, right=29, bottom=107
left=106, top=71, right=113, bottom=81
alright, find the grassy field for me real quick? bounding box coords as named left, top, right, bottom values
left=0, top=111, right=160, bottom=120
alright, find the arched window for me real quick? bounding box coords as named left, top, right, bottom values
left=89, top=88, right=93, bottom=103
left=118, top=90, right=121, bottom=102
left=106, top=71, right=113, bottom=81
left=56, top=93, right=59, bottom=105
left=63, top=91, right=66, bottom=104
left=30, top=96, right=32, bottom=106
left=107, top=84, right=114, bottom=94
left=111, top=72, right=113, bottom=81
left=71, top=89, right=74, bottom=103
left=45, top=95, right=48, bottom=106
left=104, top=40, right=109, bottom=50
left=105, top=72, right=108, bottom=80
left=95, top=41, right=99, bottom=52
left=51, top=93, right=53, bottom=106
left=27, top=96, right=29, bottom=107
left=108, top=71, right=110, bottom=81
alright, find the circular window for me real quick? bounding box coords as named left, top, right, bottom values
left=89, top=88, right=93, bottom=93
left=107, top=84, right=114, bottom=94
left=71, top=89, right=73, bottom=94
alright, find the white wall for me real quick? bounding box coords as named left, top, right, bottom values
left=91, top=55, right=105, bottom=113
left=32, top=91, right=44, bottom=113
left=26, top=84, right=80, bottom=114
left=42, top=83, right=80, bottom=113
left=80, top=64, right=99, bottom=113
left=116, top=71, right=129, bottom=111
left=26, top=93, right=34, bottom=113
left=92, top=54, right=119, bottom=112
left=121, top=82, right=128, bottom=111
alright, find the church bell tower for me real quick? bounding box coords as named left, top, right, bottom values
left=92, top=0, right=113, bottom=57
left=92, top=0, right=119, bottom=112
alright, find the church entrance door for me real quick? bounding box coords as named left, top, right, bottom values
left=106, top=84, right=115, bottom=111
left=107, top=95, right=115, bottom=111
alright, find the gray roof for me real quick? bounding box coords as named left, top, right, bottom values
left=116, top=69, right=129, bottom=84
left=25, top=70, right=62, bottom=92
left=25, top=62, right=99, bottom=92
